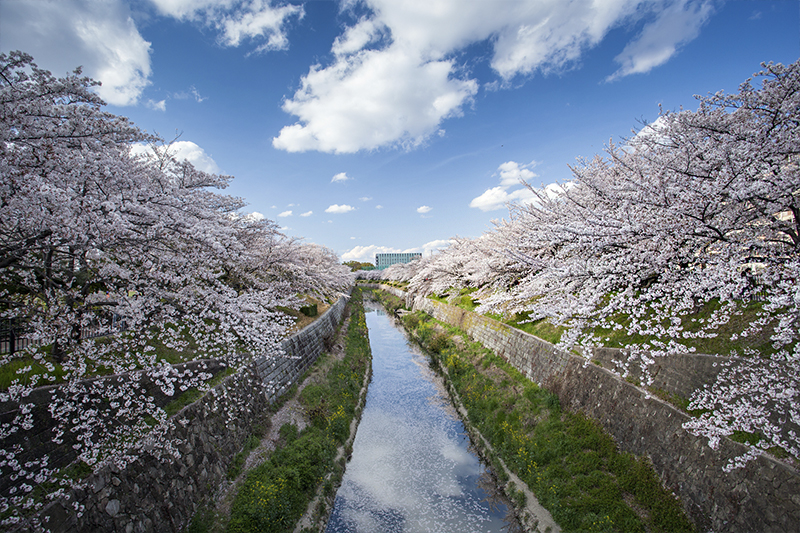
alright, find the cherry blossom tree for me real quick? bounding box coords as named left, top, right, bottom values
left=474, top=60, right=800, bottom=468
left=0, top=51, right=352, bottom=524
left=378, top=61, right=799, bottom=469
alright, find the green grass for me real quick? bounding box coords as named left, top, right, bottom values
left=400, top=306, right=694, bottom=533
left=227, top=428, right=268, bottom=481
left=423, top=285, right=783, bottom=358
left=223, top=288, right=371, bottom=533
left=0, top=353, right=68, bottom=390
left=160, top=366, right=235, bottom=420
left=0, top=302, right=317, bottom=391
left=371, top=289, right=406, bottom=315
left=502, top=310, right=566, bottom=345
left=226, top=424, right=337, bottom=533
left=580, top=298, right=780, bottom=357
left=0, top=324, right=201, bottom=391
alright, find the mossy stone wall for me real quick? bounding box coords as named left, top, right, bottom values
left=15, top=294, right=351, bottom=533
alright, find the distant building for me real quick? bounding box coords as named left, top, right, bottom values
left=375, top=252, right=422, bottom=270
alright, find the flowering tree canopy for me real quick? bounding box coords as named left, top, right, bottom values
left=374, top=60, right=800, bottom=469
left=0, top=51, right=353, bottom=523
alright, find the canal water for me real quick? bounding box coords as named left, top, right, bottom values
left=325, top=300, right=519, bottom=533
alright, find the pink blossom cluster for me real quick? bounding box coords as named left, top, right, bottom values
left=0, top=51, right=354, bottom=526
left=362, top=60, right=800, bottom=470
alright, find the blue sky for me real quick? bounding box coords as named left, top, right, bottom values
left=2, top=0, right=798, bottom=263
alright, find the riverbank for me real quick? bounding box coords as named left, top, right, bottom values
left=369, top=287, right=694, bottom=533
left=188, top=288, right=372, bottom=533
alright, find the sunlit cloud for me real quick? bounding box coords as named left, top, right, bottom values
left=300, top=211, right=313, bottom=217
left=130, top=140, right=221, bottom=173
left=332, top=172, right=352, bottom=183
left=403, top=239, right=452, bottom=256
left=146, top=99, right=167, bottom=111
left=273, top=0, right=712, bottom=154
left=173, top=85, right=207, bottom=102
left=149, top=0, right=304, bottom=53
left=0, top=0, right=152, bottom=106
left=277, top=210, right=292, bottom=217
left=342, top=244, right=401, bottom=262
left=325, top=204, right=355, bottom=214
left=417, top=205, right=432, bottom=214
left=607, top=0, right=715, bottom=82
left=469, top=160, right=537, bottom=212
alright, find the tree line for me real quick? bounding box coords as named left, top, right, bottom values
left=0, top=51, right=353, bottom=526
left=361, top=59, right=800, bottom=471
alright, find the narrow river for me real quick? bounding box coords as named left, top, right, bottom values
left=325, top=299, right=520, bottom=533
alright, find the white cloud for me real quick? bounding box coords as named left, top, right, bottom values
left=422, top=239, right=452, bottom=255
left=469, top=160, right=538, bottom=212
left=416, top=205, right=432, bottom=214
left=331, top=172, right=352, bottom=183
left=147, top=0, right=217, bottom=19
left=149, top=0, right=303, bottom=53
left=331, top=17, right=386, bottom=57
left=375, top=205, right=384, bottom=209
left=0, top=0, right=152, bottom=106
left=496, top=160, right=537, bottom=187
left=359, top=196, right=373, bottom=202
left=402, top=239, right=452, bottom=256
left=146, top=99, right=167, bottom=111
left=272, top=0, right=712, bottom=153
left=469, top=186, right=537, bottom=212
left=0, top=0, right=305, bottom=108
left=273, top=44, right=478, bottom=153
left=341, top=244, right=401, bottom=263
left=325, top=204, right=355, bottom=214
left=130, top=140, right=221, bottom=173
left=246, top=211, right=265, bottom=221
left=168, top=141, right=221, bottom=173
left=173, top=85, right=206, bottom=102
left=607, top=0, right=715, bottom=82
left=300, top=210, right=313, bottom=217
left=277, top=210, right=292, bottom=217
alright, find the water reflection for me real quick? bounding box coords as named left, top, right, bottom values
left=326, top=301, right=520, bottom=533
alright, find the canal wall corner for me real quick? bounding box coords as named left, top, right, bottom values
left=362, top=284, right=800, bottom=533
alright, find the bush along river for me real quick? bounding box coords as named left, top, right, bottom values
left=325, top=296, right=522, bottom=533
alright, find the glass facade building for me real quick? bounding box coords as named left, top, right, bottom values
left=375, top=252, right=422, bottom=270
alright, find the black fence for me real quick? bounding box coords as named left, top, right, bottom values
left=1, top=316, right=127, bottom=355
left=0, top=319, right=34, bottom=355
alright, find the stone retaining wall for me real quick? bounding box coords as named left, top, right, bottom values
left=0, top=359, right=229, bottom=501
left=364, top=285, right=800, bottom=533
left=14, top=293, right=351, bottom=533
left=255, top=295, right=348, bottom=403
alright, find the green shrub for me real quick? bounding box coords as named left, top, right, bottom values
left=226, top=288, right=372, bottom=533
